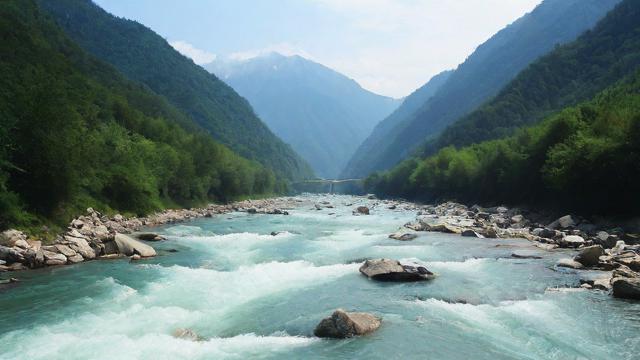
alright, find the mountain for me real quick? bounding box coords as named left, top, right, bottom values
left=367, top=0, right=640, bottom=215
left=38, top=0, right=313, bottom=181
left=206, top=53, right=400, bottom=178
left=341, top=70, right=452, bottom=178
left=424, top=0, right=640, bottom=155
left=343, top=0, right=621, bottom=178
left=0, top=0, right=282, bottom=229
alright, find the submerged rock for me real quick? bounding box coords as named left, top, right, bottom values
left=359, top=259, right=434, bottom=282
left=388, top=231, right=417, bottom=241
left=134, top=233, right=166, bottom=242
left=557, top=258, right=584, bottom=269
left=314, top=309, right=381, bottom=338
left=172, top=328, right=200, bottom=341
left=461, top=229, right=484, bottom=238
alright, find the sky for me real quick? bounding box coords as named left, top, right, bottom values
left=95, top=0, right=542, bottom=98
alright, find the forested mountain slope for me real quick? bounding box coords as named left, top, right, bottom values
left=341, top=70, right=452, bottom=178
left=367, top=69, right=640, bottom=215
left=38, top=0, right=313, bottom=181
left=207, top=53, right=400, bottom=178
left=345, top=0, right=621, bottom=177
left=0, top=0, right=282, bottom=230
left=423, top=0, right=640, bottom=156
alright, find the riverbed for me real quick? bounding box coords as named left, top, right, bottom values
left=1, top=195, right=638, bottom=359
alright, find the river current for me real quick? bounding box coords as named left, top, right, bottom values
left=1, top=195, right=639, bottom=359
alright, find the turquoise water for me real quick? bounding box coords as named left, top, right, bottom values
left=1, top=195, right=639, bottom=359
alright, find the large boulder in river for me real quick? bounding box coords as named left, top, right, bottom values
left=359, top=259, right=434, bottom=281
left=111, top=234, right=157, bottom=257
left=354, top=206, right=370, bottom=215
left=612, top=277, right=640, bottom=300
left=314, top=309, right=381, bottom=338
left=574, top=245, right=604, bottom=267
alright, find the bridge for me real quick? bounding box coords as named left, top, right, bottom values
left=291, top=178, right=364, bottom=194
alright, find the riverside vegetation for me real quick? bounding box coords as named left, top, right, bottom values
left=0, top=0, right=305, bottom=235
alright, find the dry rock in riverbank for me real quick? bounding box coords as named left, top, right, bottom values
left=612, top=277, right=640, bottom=300
left=314, top=309, right=381, bottom=338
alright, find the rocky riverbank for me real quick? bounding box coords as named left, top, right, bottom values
left=393, top=200, right=640, bottom=300
left=0, top=198, right=297, bottom=273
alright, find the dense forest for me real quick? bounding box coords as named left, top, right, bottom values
left=0, top=1, right=284, bottom=232
left=345, top=0, right=621, bottom=178
left=38, top=0, right=313, bottom=181
left=367, top=70, right=640, bottom=215
left=424, top=0, right=640, bottom=156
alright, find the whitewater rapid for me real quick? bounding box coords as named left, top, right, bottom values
left=1, top=195, right=638, bottom=359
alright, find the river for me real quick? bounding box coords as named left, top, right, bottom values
left=1, top=194, right=639, bottom=359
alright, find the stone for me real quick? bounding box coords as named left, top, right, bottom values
left=475, top=212, right=491, bottom=221
left=510, top=215, right=524, bottom=224
left=13, top=239, right=29, bottom=249
left=461, top=229, right=484, bottom=238
left=560, top=235, right=585, bottom=248
left=172, top=328, right=200, bottom=341
left=612, top=277, right=640, bottom=300
left=314, top=309, right=381, bottom=338
left=130, top=254, right=142, bottom=261
left=574, top=245, right=604, bottom=267
left=0, top=229, right=27, bottom=247
left=548, top=215, right=576, bottom=229
left=614, top=253, right=640, bottom=271
left=388, top=231, right=417, bottom=241
left=27, top=240, right=41, bottom=251
left=111, top=233, right=157, bottom=257
left=366, top=194, right=377, bottom=200
left=67, top=254, right=84, bottom=264
left=54, top=244, right=77, bottom=257
left=557, top=258, right=584, bottom=269
left=113, top=214, right=124, bottom=222
left=359, top=259, right=434, bottom=281
left=592, top=278, right=612, bottom=291
left=355, top=206, right=370, bottom=215
left=42, top=250, right=67, bottom=266
left=71, top=219, right=85, bottom=229
left=0, top=245, right=24, bottom=263
left=511, top=252, right=542, bottom=259
left=610, top=241, right=626, bottom=255
left=65, top=236, right=96, bottom=259
left=8, top=262, right=27, bottom=271
left=613, top=266, right=638, bottom=279
left=134, top=233, right=165, bottom=241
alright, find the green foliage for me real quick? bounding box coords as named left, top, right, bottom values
left=368, top=72, right=640, bottom=215
left=426, top=0, right=640, bottom=156
left=0, top=0, right=281, bottom=230
left=38, top=0, right=313, bottom=181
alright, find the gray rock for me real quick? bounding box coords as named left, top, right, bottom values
left=549, top=215, right=576, bottom=229
left=388, top=231, right=417, bottom=241
left=574, top=245, right=604, bottom=267
left=65, top=236, right=96, bottom=259
left=612, top=277, right=640, bottom=300
left=0, top=245, right=24, bottom=263
left=560, top=235, right=585, bottom=248
left=475, top=212, right=491, bottom=221
left=461, top=229, right=484, bottom=238
left=314, top=309, right=381, bottom=338
left=54, top=244, right=77, bottom=257
left=359, top=259, right=434, bottom=281
left=134, top=233, right=166, bottom=242
left=67, top=254, right=84, bottom=264
left=111, top=234, right=157, bottom=257
left=42, top=250, right=67, bottom=266
left=557, top=258, right=584, bottom=269
left=0, top=230, right=27, bottom=247
left=172, top=328, right=200, bottom=341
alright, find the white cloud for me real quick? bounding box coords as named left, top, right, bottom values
left=310, top=0, right=542, bottom=97
left=169, top=40, right=217, bottom=64
left=227, top=42, right=314, bottom=61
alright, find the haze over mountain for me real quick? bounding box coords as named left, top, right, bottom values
left=343, top=0, right=621, bottom=178
left=38, top=0, right=313, bottom=181
left=206, top=53, right=400, bottom=178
